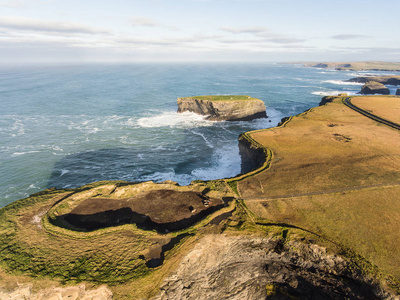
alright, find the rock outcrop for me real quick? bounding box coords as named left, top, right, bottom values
left=359, top=81, right=390, bottom=95
left=177, top=95, right=267, bottom=121
left=397, top=88, right=400, bottom=95
left=154, top=234, right=386, bottom=300
left=348, top=75, right=400, bottom=85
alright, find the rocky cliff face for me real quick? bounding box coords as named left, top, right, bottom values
left=154, top=234, right=386, bottom=300
left=359, top=81, right=390, bottom=95
left=238, top=134, right=265, bottom=174
left=177, top=96, right=267, bottom=121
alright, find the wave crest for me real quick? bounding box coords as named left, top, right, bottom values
left=137, top=111, right=212, bottom=128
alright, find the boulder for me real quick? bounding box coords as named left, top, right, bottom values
left=177, top=95, right=267, bottom=121
left=397, top=88, right=400, bottom=95
left=359, top=81, right=390, bottom=95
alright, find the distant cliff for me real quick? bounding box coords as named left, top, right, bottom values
left=303, top=61, right=400, bottom=71
left=177, top=95, right=267, bottom=121
left=347, top=75, right=400, bottom=85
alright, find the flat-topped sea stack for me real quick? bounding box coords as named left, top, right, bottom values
left=359, top=81, right=390, bottom=95
left=177, top=95, right=267, bottom=121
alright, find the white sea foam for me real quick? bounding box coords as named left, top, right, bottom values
left=12, top=150, right=40, bottom=156
left=312, top=90, right=356, bottom=96
left=139, top=170, right=194, bottom=186
left=191, top=144, right=241, bottom=181
left=188, top=129, right=214, bottom=148
left=60, top=169, right=70, bottom=176
left=137, top=111, right=212, bottom=128
left=323, top=80, right=363, bottom=86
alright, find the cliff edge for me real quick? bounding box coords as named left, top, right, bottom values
left=177, top=95, right=267, bottom=121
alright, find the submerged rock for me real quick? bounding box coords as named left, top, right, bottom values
left=359, top=81, right=390, bottom=95
left=177, top=95, right=267, bottom=121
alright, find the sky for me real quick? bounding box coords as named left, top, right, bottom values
left=0, top=0, right=399, bottom=64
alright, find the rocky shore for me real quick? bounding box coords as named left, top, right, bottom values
left=177, top=95, right=267, bottom=121
left=345, top=76, right=400, bottom=95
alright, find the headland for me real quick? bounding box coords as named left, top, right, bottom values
left=1, top=94, right=400, bottom=299
left=302, top=61, right=400, bottom=71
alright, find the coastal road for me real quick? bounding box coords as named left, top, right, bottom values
left=343, top=97, right=400, bottom=131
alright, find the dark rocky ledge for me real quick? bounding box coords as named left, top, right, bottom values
left=348, top=75, right=400, bottom=85
left=54, top=189, right=228, bottom=233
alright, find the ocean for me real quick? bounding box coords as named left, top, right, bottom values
left=1, top=63, right=397, bottom=207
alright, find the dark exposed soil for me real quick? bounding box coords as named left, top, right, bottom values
left=60, top=190, right=225, bottom=232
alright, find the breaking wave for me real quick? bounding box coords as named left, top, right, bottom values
left=137, top=111, right=212, bottom=128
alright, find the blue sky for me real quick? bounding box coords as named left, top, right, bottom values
left=0, top=0, right=399, bottom=64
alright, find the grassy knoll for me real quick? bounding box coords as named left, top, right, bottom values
left=237, top=95, right=400, bottom=289
left=0, top=180, right=235, bottom=298
left=187, top=95, right=259, bottom=101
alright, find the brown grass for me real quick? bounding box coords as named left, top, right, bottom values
left=239, top=96, right=400, bottom=287
left=351, top=96, right=400, bottom=124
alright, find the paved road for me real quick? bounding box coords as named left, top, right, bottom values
left=343, top=97, right=400, bottom=131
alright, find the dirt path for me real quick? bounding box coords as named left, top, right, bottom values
left=245, top=182, right=400, bottom=202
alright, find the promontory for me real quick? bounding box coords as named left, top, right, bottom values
left=177, top=95, right=267, bottom=121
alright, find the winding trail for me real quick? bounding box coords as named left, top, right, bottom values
left=343, top=96, right=400, bottom=131
left=244, top=96, right=400, bottom=203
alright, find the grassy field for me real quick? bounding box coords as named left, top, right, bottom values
left=351, top=96, right=400, bottom=124
left=185, top=95, right=259, bottom=101
left=237, top=95, right=400, bottom=289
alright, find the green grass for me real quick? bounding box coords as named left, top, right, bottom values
left=188, top=95, right=259, bottom=102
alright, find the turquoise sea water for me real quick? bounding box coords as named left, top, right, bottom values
left=1, top=63, right=397, bottom=207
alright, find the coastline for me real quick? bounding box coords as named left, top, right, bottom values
left=2, top=94, right=400, bottom=298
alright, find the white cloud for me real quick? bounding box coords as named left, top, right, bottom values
left=0, top=0, right=55, bottom=9
left=331, top=34, right=370, bottom=40
left=220, top=26, right=269, bottom=34
left=130, top=17, right=159, bottom=27
left=0, top=16, right=109, bottom=34
left=130, top=16, right=177, bottom=30
left=220, top=26, right=305, bottom=44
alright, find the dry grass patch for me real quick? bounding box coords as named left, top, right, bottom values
left=238, top=97, right=400, bottom=199
left=246, top=185, right=400, bottom=281
left=351, top=96, right=400, bottom=124
left=238, top=96, right=400, bottom=288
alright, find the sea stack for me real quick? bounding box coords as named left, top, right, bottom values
left=177, top=95, right=267, bottom=121
left=396, top=88, right=400, bottom=95
left=359, top=81, right=390, bottom=95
